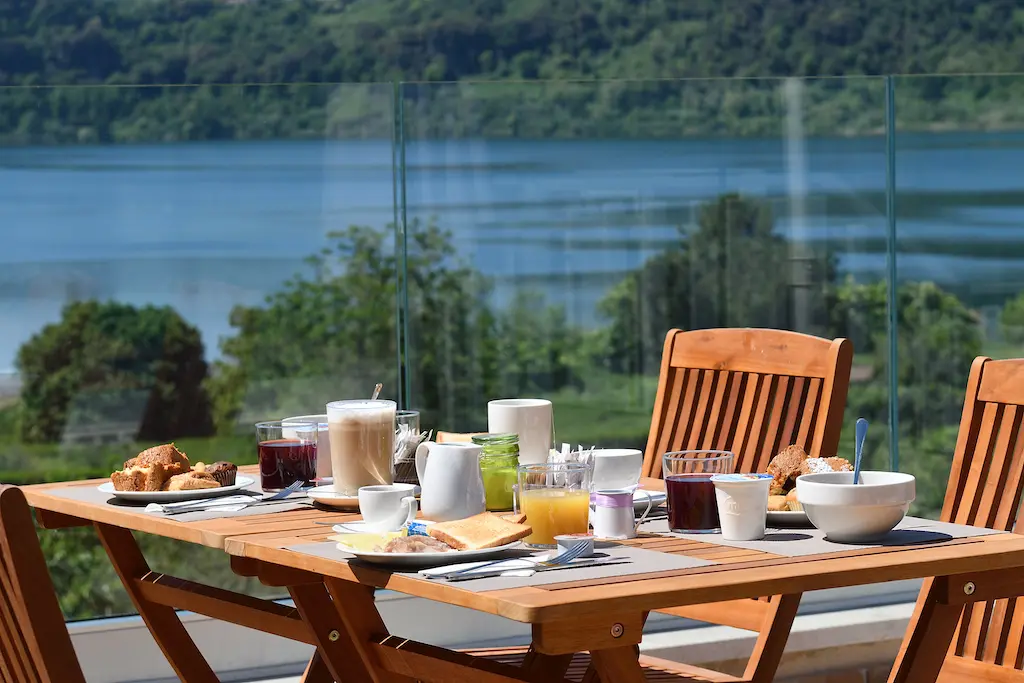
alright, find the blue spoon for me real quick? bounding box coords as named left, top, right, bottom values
left=853, top=418, right=868, bottom=485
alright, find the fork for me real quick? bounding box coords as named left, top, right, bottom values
left=435, top=540, right=592, bottom=580
left=159, top=480, right=305, bottom=515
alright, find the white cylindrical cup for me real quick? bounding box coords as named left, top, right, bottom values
left=487, top=398, right=553, bottom=464
left=591, top=449, right=643, bottom=491
left=711, top=473, right=774, bottom=541
left=326, top=400, right=397, bottom=496
left=283, top=414, right=331, bottom=479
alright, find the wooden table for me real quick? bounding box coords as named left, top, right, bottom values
left=24, top=472, right=1024, bottom=683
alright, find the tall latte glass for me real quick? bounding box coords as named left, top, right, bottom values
left=326, top=400, right=397, bottom=496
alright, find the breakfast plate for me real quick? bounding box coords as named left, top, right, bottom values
left=98, top=476, right=256, bottom=503
left=766, top=509, right=811, bottom=526
left=336, top=539, right=526, bottom=569
left=308, top=483, right=420, bottom=509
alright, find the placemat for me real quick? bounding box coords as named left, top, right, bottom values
left=638, top=516, right=1004, bottom=557
left=44, top=481, right=312, bottom=522
left=286, top=542, right=714, bottom=592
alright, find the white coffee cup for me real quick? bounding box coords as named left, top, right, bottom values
left=591, top=448, right=643, bottom=491
left=711, top=474, right=774, bottom=541
left=283, top=414, right=331, bottom=479
left=487, top=398, right=553, bottom=464
left=358, top=484, right=418, bottom=533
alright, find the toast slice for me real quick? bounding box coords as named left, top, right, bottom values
left=428, top=512, right=532, bottom=550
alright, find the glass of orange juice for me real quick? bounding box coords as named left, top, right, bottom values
left=517, top=462, right=592, bottom=548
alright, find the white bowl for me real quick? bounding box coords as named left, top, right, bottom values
left=796, top=471, right=916, bottom=542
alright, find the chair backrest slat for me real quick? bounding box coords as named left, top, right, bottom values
left=643, top=329, right=853, bottom=478
left=927, top=358, right=1024, bottom=674
left=0, top=486, right=86, bottom=683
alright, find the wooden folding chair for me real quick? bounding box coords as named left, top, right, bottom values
left=469, top=328, right=853, bottom=682
left=895, top=357, right=1024, bottom=682
left=636, top=327, right=853, bottom=682
left=0, top=485, right=87, bottom=683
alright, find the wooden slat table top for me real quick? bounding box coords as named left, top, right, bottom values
left=24, top=473, right=1024, bottom=626
left=225, top=519, right=1024, bottom=624
left=22, top=466, right=362, bottom=549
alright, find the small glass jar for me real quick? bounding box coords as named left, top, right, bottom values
left=473, top=433, right=520, bottom=511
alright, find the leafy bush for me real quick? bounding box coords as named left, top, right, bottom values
left=16, top=301, right=214, bottom=443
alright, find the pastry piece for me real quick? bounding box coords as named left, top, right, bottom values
left=205, top=461, right=237, bottom=486
left=785, top=489, right=802, bottom=512
left=766, top=444, right=808, bottom=492
left=378, top=536, right=454, bottom=553
left=798, top=457, right=853, bottom=476
left=110, top=462, right=182, bottom=492
left=428, top=512, right=533, bottom=550
left=124, top=443, right=190, bottom=471
left=767, top=495, right=789, bottom=512
left=163, top=471, right=220, bottom=491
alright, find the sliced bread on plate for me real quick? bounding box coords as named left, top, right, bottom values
left=428, top=512, right=532, bottom=550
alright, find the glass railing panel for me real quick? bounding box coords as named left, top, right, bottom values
left=892, top=75, right=1024, bottom=518
left=398, top=77, right=891, bottom=471
left=0, top=82, right=396, bottom=619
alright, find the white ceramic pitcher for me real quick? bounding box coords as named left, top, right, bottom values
left=415, top=442, right=486, bottom=522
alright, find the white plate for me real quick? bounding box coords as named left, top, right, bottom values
left=634, top=489, right=666, bottom=513
left=308, top=484, right=420, bottom=509
left=767, top=510, right=811, bottom=526
left=98, top=476, right=255, bottom=503
left=337, top=540, right=525, bottom=569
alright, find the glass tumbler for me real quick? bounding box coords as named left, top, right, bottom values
left=517, top=462, right=592, bottom=548
left=255, top=420, right=318, bottom=491
left=663, top=450, right=734, bottom=533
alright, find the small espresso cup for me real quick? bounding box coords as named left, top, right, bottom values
left=358, top=484, right=418, bottom=532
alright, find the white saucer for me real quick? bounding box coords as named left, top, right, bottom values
left=98, top=476, right=255, bottom=504
left=308, top=483, right=420, bottom=509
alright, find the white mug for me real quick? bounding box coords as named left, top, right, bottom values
left=488, top=398, right=553, bottom=465
left=358, top=484, right=418, bottom=532
left=591, top=448, right=643, bottom=491
left=283, top=414, right=331, bottom=479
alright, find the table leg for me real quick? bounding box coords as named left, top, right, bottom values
left=290, top=582, right=378, bottom=683
left=521, top=648, right=574, bottom=679
left=93, top=523, right=218, bottom=683
left=300, top=651, right=333, bottom=683
left=589, top=646, right=646, bottom=683
left=888, top=578, right=964, bottom=683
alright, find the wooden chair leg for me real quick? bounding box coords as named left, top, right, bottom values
left=743, top=593, right=802, bottom=683
left=300, top=651, right=333, bottom=683
left=93, top=523, right=218, bottom=683
left=888, top=579, right=964, bottom=683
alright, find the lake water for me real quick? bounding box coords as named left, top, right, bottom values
left=3, top=134, right=1024, bottom=372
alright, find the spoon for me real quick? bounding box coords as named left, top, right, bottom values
left=853, top=417, right=868, bottom=485
left=371, top=383, right=382, bottom=401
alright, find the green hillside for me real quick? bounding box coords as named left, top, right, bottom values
left=1, top=0, right=1024, bottom=141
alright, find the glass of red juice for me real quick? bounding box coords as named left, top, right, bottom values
left=255, top=420, right=318, bottom=491
left=663, top=451, right=734, bottom=533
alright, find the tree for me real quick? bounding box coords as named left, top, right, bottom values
left=829, top=280, right=981, bottom=437
left=16, top=301, right=213, bottom=443
left=1001, top=291, right=1024, bottom=345
left=208, top=220, right=581, bottom=433
left=597, top=193, right=836, bottom=375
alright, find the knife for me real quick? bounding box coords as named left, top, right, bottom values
left=440, top=558, right=630, bottom=582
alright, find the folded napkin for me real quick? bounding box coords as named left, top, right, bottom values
left=418, top=551, right=557, bottom=579
left=145, top=495, right=258, bottom=514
